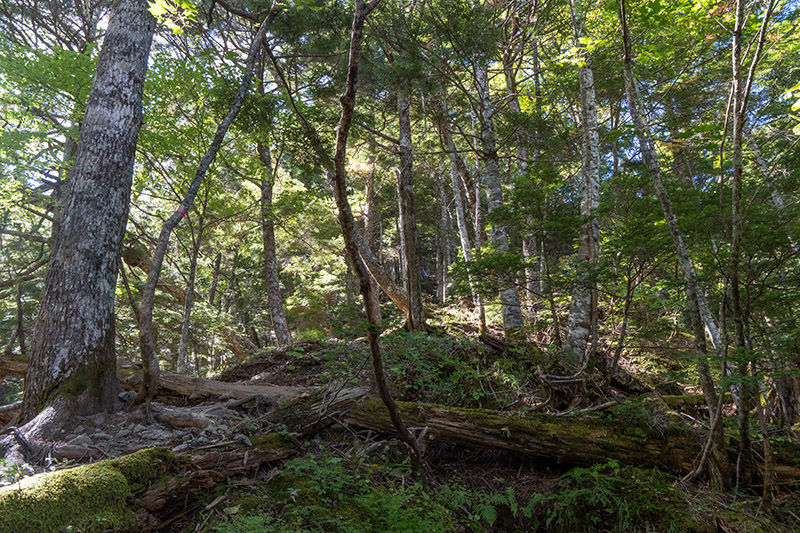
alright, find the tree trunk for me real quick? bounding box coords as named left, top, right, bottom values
left=565, top=0, right=601, bottom=362
left=617, top=0, right=731, bottom=488
left=208, top=251, right=222, bottom=308
left=728, top=0, right=754, bottom=484
left=435, top=163, right=450, bottom=303
left=436, top=86, right=480, bottom=309
left=137, top=14, right=274, bottom=404
left=324, top=0, right=423, bottom=476
left=258, top=142, right=293, bottom=346
left=19, top=0, right=155, bottom=425
left=177, top=230, right=201, bottom=374
left=475, top=61, right=525, bottom=338
left=364, top=154, right=383, bottom=321
left=15, top=284, right=26, bottom=356
left=395, top=35, right=425, bottom=331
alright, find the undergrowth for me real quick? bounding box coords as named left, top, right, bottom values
left=207, top=451, right=708, bottom=533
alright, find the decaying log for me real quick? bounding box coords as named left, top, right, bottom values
left=0, top=438, right=295, bottom=533
left=122, top=370, right=308, bottom=403
left=342, top=398, right=699, bottom=473
left=340, top=398, right=800, bottom=482
left=0, top=355, right=27, bottom=380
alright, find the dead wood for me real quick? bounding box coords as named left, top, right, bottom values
left=122, top=370, right=308, bottom=404
left=339, top=398, right=800, bottom=482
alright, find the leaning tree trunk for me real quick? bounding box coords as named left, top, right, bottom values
left=258, top=142, right=293, bottom=347
left=474, top=60, right=525, bottom=339
left=137, top=13, right=274, bottom=404
left=18, top=0, right=155, bottom=426
left=325, top=0, right=424, bottom=476
left=565, top=0, right=600, bottom=362
left=617, top=0, right=731, bottom=489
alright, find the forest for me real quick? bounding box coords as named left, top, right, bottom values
left=0, top=0, right=799, bottom=530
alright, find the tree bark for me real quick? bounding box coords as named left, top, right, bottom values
left=474, top=61, right=525, bottom=338
left=19, top=0, right=155, bottom=424
left=257, top=142, right=293, bottom=346
left=565, top=0, right=601, bottom=362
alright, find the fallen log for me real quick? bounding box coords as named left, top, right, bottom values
left=122, top=370, right=308, bottom=403
left=0, top=355, right=26, bottom=380
left=341, top=399, right=800, bottom=482
left=0, top=436, right=295, bottom=533
left=343, top=398, right=698, bottom=474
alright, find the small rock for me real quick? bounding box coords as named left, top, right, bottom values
left=132, top=424, right=147, bottom=434
left=69, top=435, right=93, bottom=447
left=90, top=413, right=107, bottom=426
left=172, top=443, right=189, bottom=453
left=92, top=432, right=113, bottom=440
left=117, top=429, right=132, bottom=439
left=118, top=390, right=136, bottom=404
left=72, top=425, right=86, bottom=435
left=233, top=434, right=252, bottom=447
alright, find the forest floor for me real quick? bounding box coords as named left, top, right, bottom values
left=2, top=328, right=800, bottom=532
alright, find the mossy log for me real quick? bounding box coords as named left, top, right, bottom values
left=0, top=436, right=295, bottom=533
left=0, top=447, right=175, bottom=533
left=342, top=399, right=700, bottom=474
left=660, top=393, right=733, bottom=408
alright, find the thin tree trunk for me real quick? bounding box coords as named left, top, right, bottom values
left=565, top=0, right=601, bottom=362
left=364, top=154, right=382, bottom=321
left=474, top=61, right=524, bottom=338
left=208, top=252, right=222, bottom=307
left=177, top=229, right=202, bottom=374
left=257, top=142, right=293, bottom=346
left=435, top=163, right=450, bottom=303
left=15, top=284, right=25, bottom=356
left=222, top=252, right=237, bottom=314
left=618, top=0, right=731, bottom=489
left=437, top=86, right=480, bottom=309
left=325, top=0, right=423, bottom=477
left=136, top=11, right=275, bottom=405
left=19, top=0, right=155, bottom=426
left=728, top=0, right=753, bottom=484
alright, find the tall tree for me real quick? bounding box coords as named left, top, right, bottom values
left=564, top=0, right=601, bottom=361
left=17, top=0, right=155, bottom=427
left=258, top=141, right=293, bottom=346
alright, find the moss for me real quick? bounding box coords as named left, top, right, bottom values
left=0, top=447, right=174, bottom=533
left=250, top=433, right=292, bottom=453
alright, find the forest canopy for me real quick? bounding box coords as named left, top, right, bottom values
left=1, top=0, right=800, bottom=530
